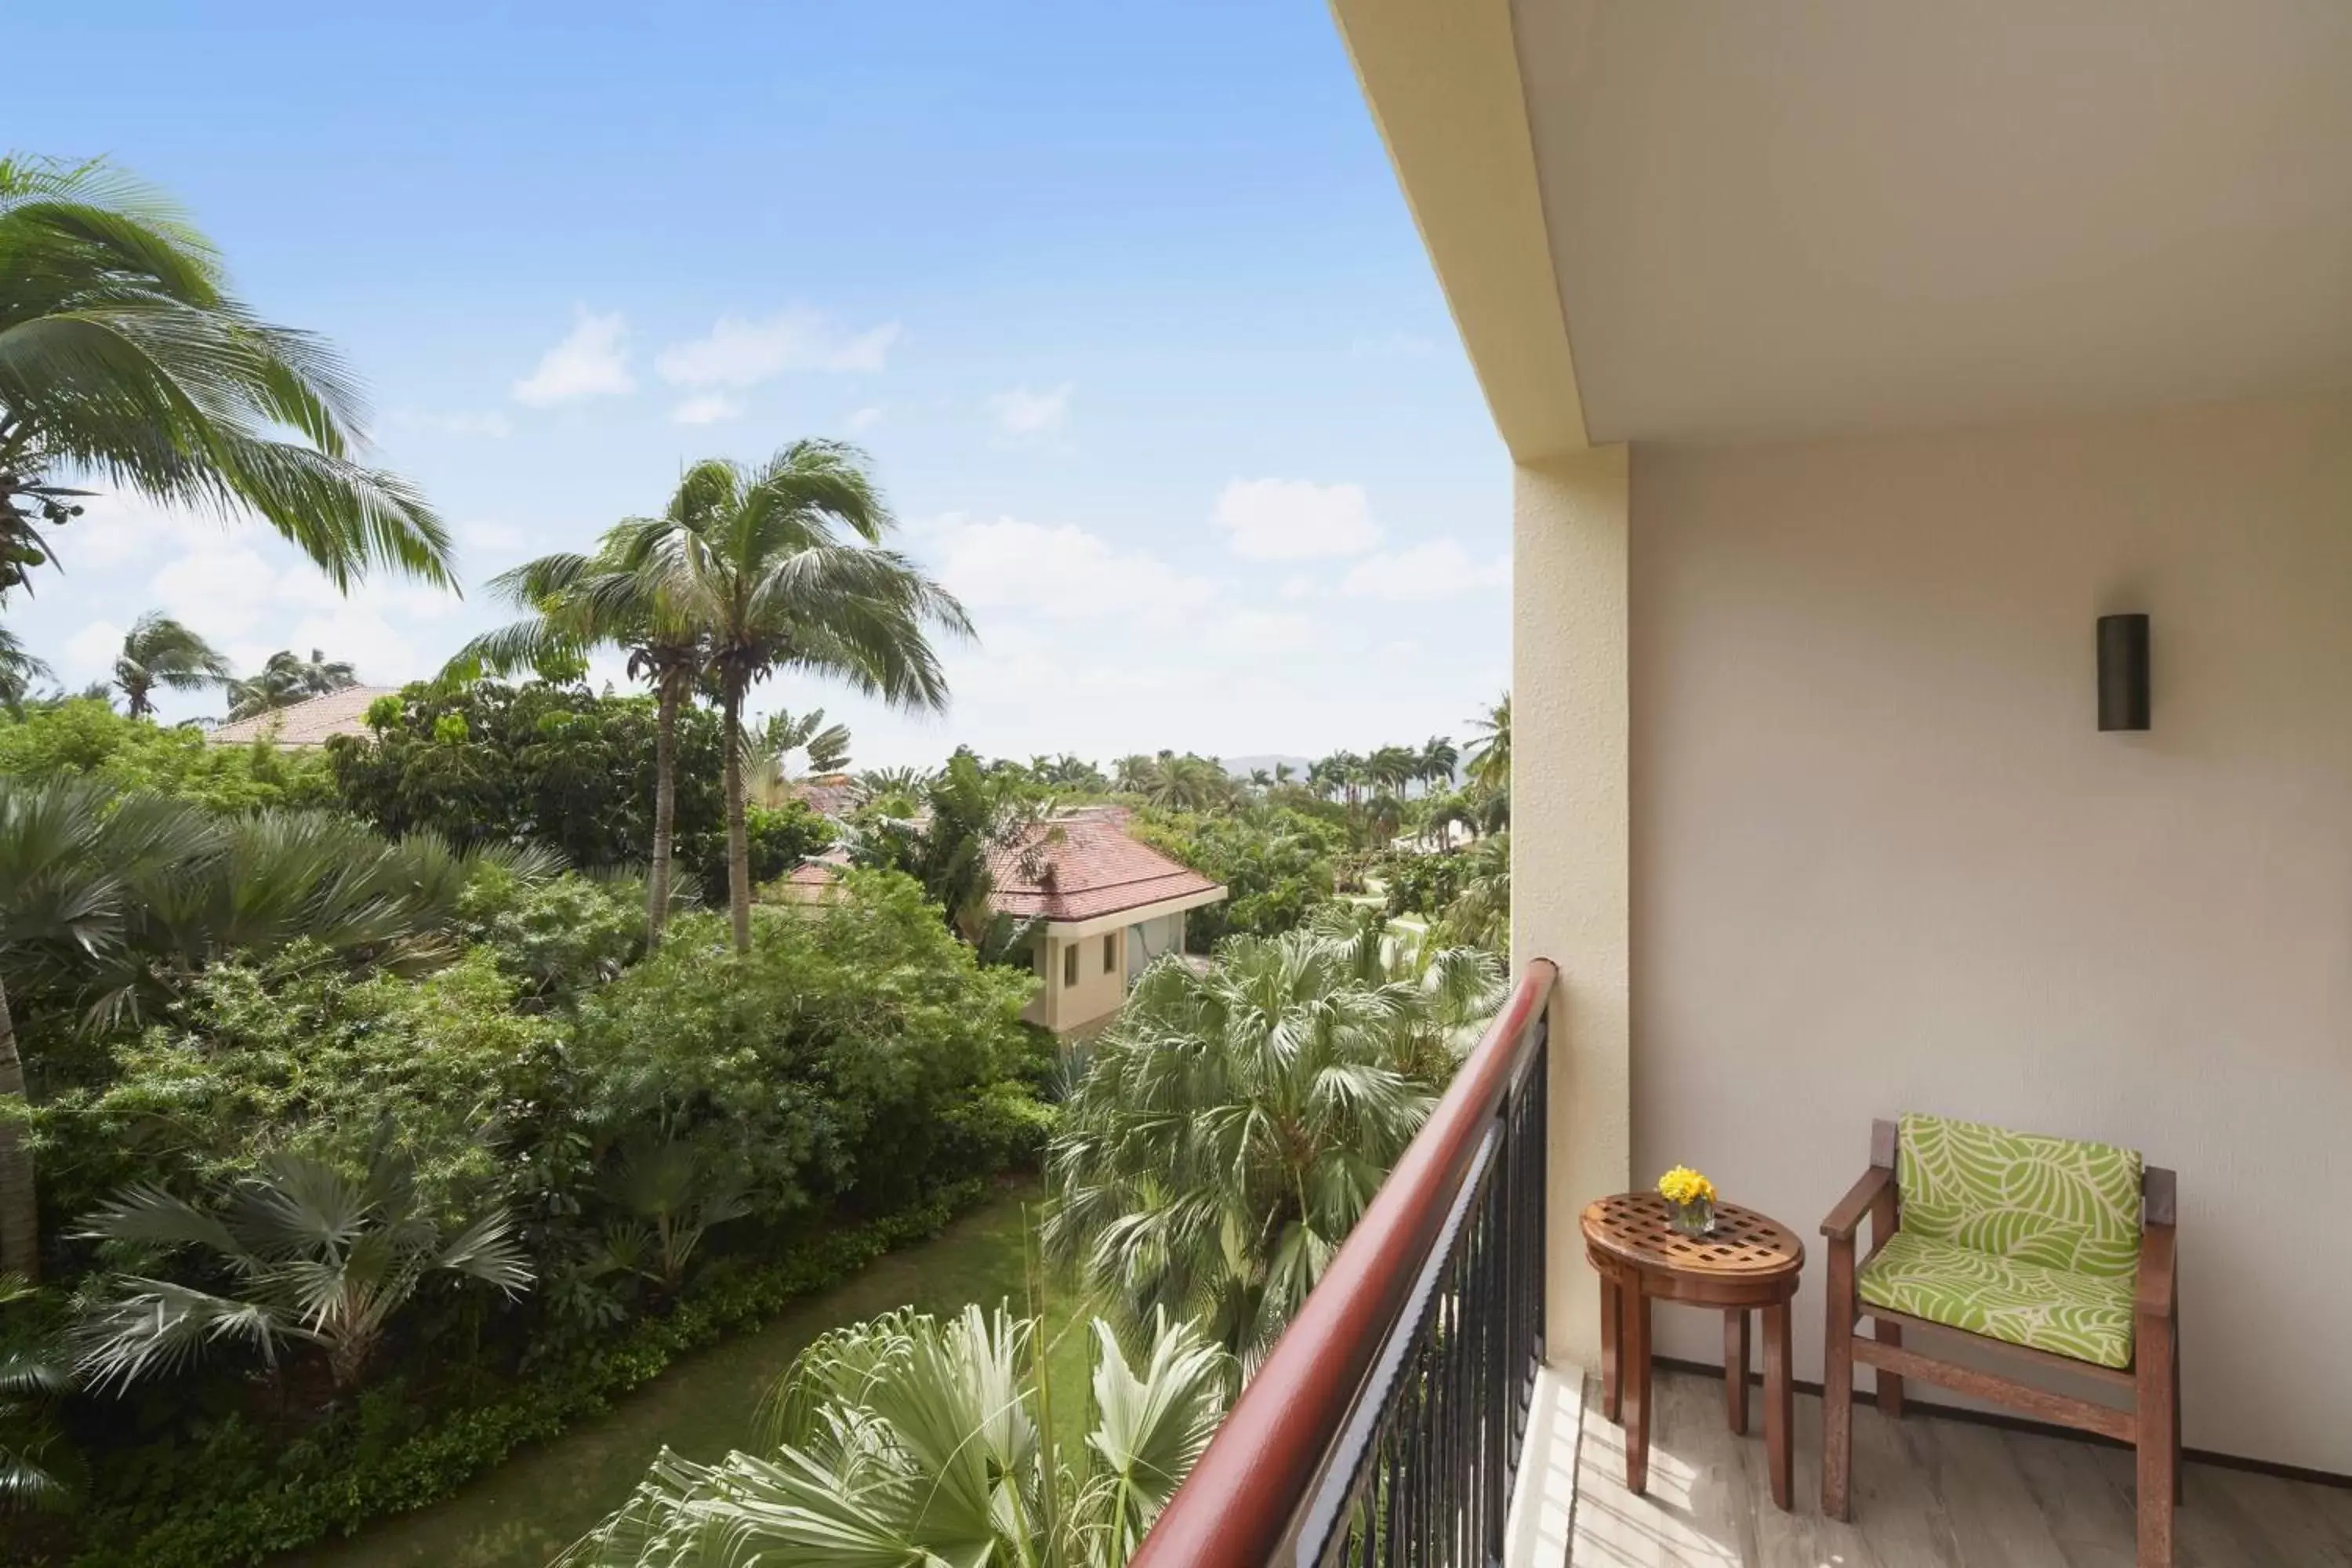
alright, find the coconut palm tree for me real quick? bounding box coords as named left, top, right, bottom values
left=452, top=544, right=706, bottom=947
left=1044, top=916, right=1504, bottom=1363
left=0, top=155, right=450, bottom=604
left=561, top=1301, right=1228, bottom=1568
left=1417, top=734, right=1459, bottom=797
left=73, top=1136, right=532, bottom=1392
left=109, top=611, right=229, bottom=718
left=1465, top=693, right=1510, bottom=793
left=610, top=442, right=971, bottom=952
left=224, top=646, right=357, bottom=720
left=0, top=628, right=49, bottom=717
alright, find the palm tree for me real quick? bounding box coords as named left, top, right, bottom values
left=1045, top=916, right=1504, bottom=1363
left=612, top=442, right=971, bottom=953
left=855, top=750, right=1054, bottom=953
left=0, top=1275, right=69, bottom=1512
left=453, top=545, right=706, bottom=946
left=0, top=628, right=49, bottom=717
left=74, top=1137, right=532, bottom=1392
left=561, top=1302, right=1228, bottom=1568
left=1273, top=761, right=1296, bottom=787
left=1465, top=693, right=1510, bottom=793
left=224, top=646, right=357, bottom=720
left=1417, top=734, right=1459, bottom=797
left=0, top=780, right=203, bottom=1279
left=0, top=155, right=450, bottom=603
left=1433, top=831, right=1510, bottom=953
left=1113, top=753, right=1162, bottom=797
left=741, top=706, right=852, bottom=808
left=1366, top=744, right=1418, bottom=800
left=110, top=611, right=229, bottom=718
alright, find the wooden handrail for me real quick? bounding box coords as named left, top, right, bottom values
left=1130, top=957, right=1559, bottom=1568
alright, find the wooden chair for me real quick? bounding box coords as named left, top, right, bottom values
left=1820, top=1113, right=2180, bottom=1566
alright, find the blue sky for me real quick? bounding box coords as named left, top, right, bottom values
left=12, top=1, right=1508, bottom=767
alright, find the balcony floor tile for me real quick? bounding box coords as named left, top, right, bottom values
left=1561, top=1368, right=2352, bottom=1567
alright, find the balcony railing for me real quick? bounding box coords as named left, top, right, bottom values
left=1133, top=959, right=1557, bottom=1568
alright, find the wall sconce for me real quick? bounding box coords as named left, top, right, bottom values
left=2097, top=613, right=2151, bottom=731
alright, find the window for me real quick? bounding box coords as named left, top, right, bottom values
left=1063, top=943, right=1079, bottom=988
left=1103, top=933, right=1118, bottom=974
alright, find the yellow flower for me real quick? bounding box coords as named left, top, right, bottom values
left=1657, top=1166, right=1716, bottom=1207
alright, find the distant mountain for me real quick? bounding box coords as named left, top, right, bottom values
left=1221, top=753, right=1316, bottom=779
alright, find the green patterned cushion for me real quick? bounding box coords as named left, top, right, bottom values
left=1859, top=1230, right=2136, bottom=1368
left=1897, top=1112, right=2143, bottom=1277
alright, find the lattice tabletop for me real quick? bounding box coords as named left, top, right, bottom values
left=1581, top=1192, right=1804, bottom=1282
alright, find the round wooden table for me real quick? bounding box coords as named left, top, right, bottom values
left=1581, top=1192, right=1806, bottom=1509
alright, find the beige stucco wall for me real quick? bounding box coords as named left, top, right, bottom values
left=1031, top=927, right=1128, bottom=1034
left=1512, top=447, right=1631, bottom=1373
left=1625, top=390, right=2352, bottom=1473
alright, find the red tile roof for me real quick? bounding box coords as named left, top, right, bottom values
left=985, top=807, right=1224, bottom=924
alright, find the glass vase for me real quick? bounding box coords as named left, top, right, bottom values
left=1668, top=1196, right=1717, bottom=1239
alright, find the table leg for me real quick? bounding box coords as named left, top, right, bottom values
left=1600, top=1272, right=1622, bottom=1423
left=1763, top=1298, right=1794, bottom=1512
left=1624, top=1283, right=1653, bottom=1496
left=1724, top=1308, right=1751, bottom=1435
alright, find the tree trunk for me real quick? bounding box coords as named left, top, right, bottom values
left=722, top=678, right=753, bottom=953
left=645, top=678, right=679, bottom=952
left=0, top=971, right=39, bottom=1282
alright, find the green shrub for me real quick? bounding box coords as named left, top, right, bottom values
left=569, top=872, right=1036, bottom=1215
left=326, top=678, right=734, bottom=886
left=1377, top=848, right=1472, bottom=920
left=33, top=948, right=568, bottom=1232
left=457, top=864, right=646, bottom=1004
left=67, top=1184, right=991, bottom=1568
left=744, top=798, right=835, bottom=884
left=1131, top=804, right=1344, bottom=942
left=0, top=699, right=334, bottom=810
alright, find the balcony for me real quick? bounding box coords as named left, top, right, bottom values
left=1130, top=965, right=2351, bottom=1567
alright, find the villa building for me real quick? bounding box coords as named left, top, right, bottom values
left=205, top=686, right=395, bottom=748
left=992, top=806, right=1225, bottom=1035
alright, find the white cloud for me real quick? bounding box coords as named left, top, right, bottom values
left=1211, top=610, right=1316, bottom=654
left=1211, top=478, right=1379, bottom=561
left=846, top=405, right=884, bottom=433
left=924, top=514, right=1214, bottom=625
left=987, top=384, right=1072, bottom=440
left=656, top=309, right=899, bottom=387
left=513, top=308, right=634, bottom=406
left=1338, top=539, right=1508, bottom=601
left=670, top=393, right=742, bottom=426
left=459, top=518, right=528, bottom=554
left=62, top=619, right=125, bottom=679
left=1277, top=573, right=1319, bottom=601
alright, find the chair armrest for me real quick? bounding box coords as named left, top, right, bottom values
left=2136, top=1223, right=2176, bottom=1318
left=1821, top=1166, right=1893, bottom=1242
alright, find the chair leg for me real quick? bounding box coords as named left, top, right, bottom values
left=2137, top=1308, right=2177, bottom=1567
left=1823, top=1240, right=1857, bottom=1521
left=1875, top=1316, right=1905, bottom=1417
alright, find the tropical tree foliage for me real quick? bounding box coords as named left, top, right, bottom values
left=1044, top=912, right=1505, bottom=1363
left=0, top=697, right=330, bottom=810
left=1465, top=693, right=1509, bottom=793
left=0, top=1274, right=70, bottom=1512
left=0, top=154, right=450, bottom=600
left=562, top=1302, right=1227, bottom=1568
left=223, top=647, right=357, bottom=720
left=72, top=1136, right=532, bottom=1392
left=743, top=706, right=851, bottom=808
left=1128, top=804, right=1343, bottom=942
left=108, top=612, right=230, bottom=719
left=605, top=442, right=970, bottom=952
left=854, top=749, right=1053, bottom=956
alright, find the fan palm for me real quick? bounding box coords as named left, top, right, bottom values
left=452, top=544, right=706, bottom=946
left=0, top=779, right=204, bottom=1278
left=110, top=610, right=229, bottom=718
left=73, top=1136, right=532, bottom=1392
left=561, top=1301, right=1227, bottom=1568
left=0, top=1275, right=70, bottom=1512
left=0, top=154, right=450, bottom=601
left=1044, top=916, right=1504, bottom=1363
left=610, top=442, right=971, bottom=952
